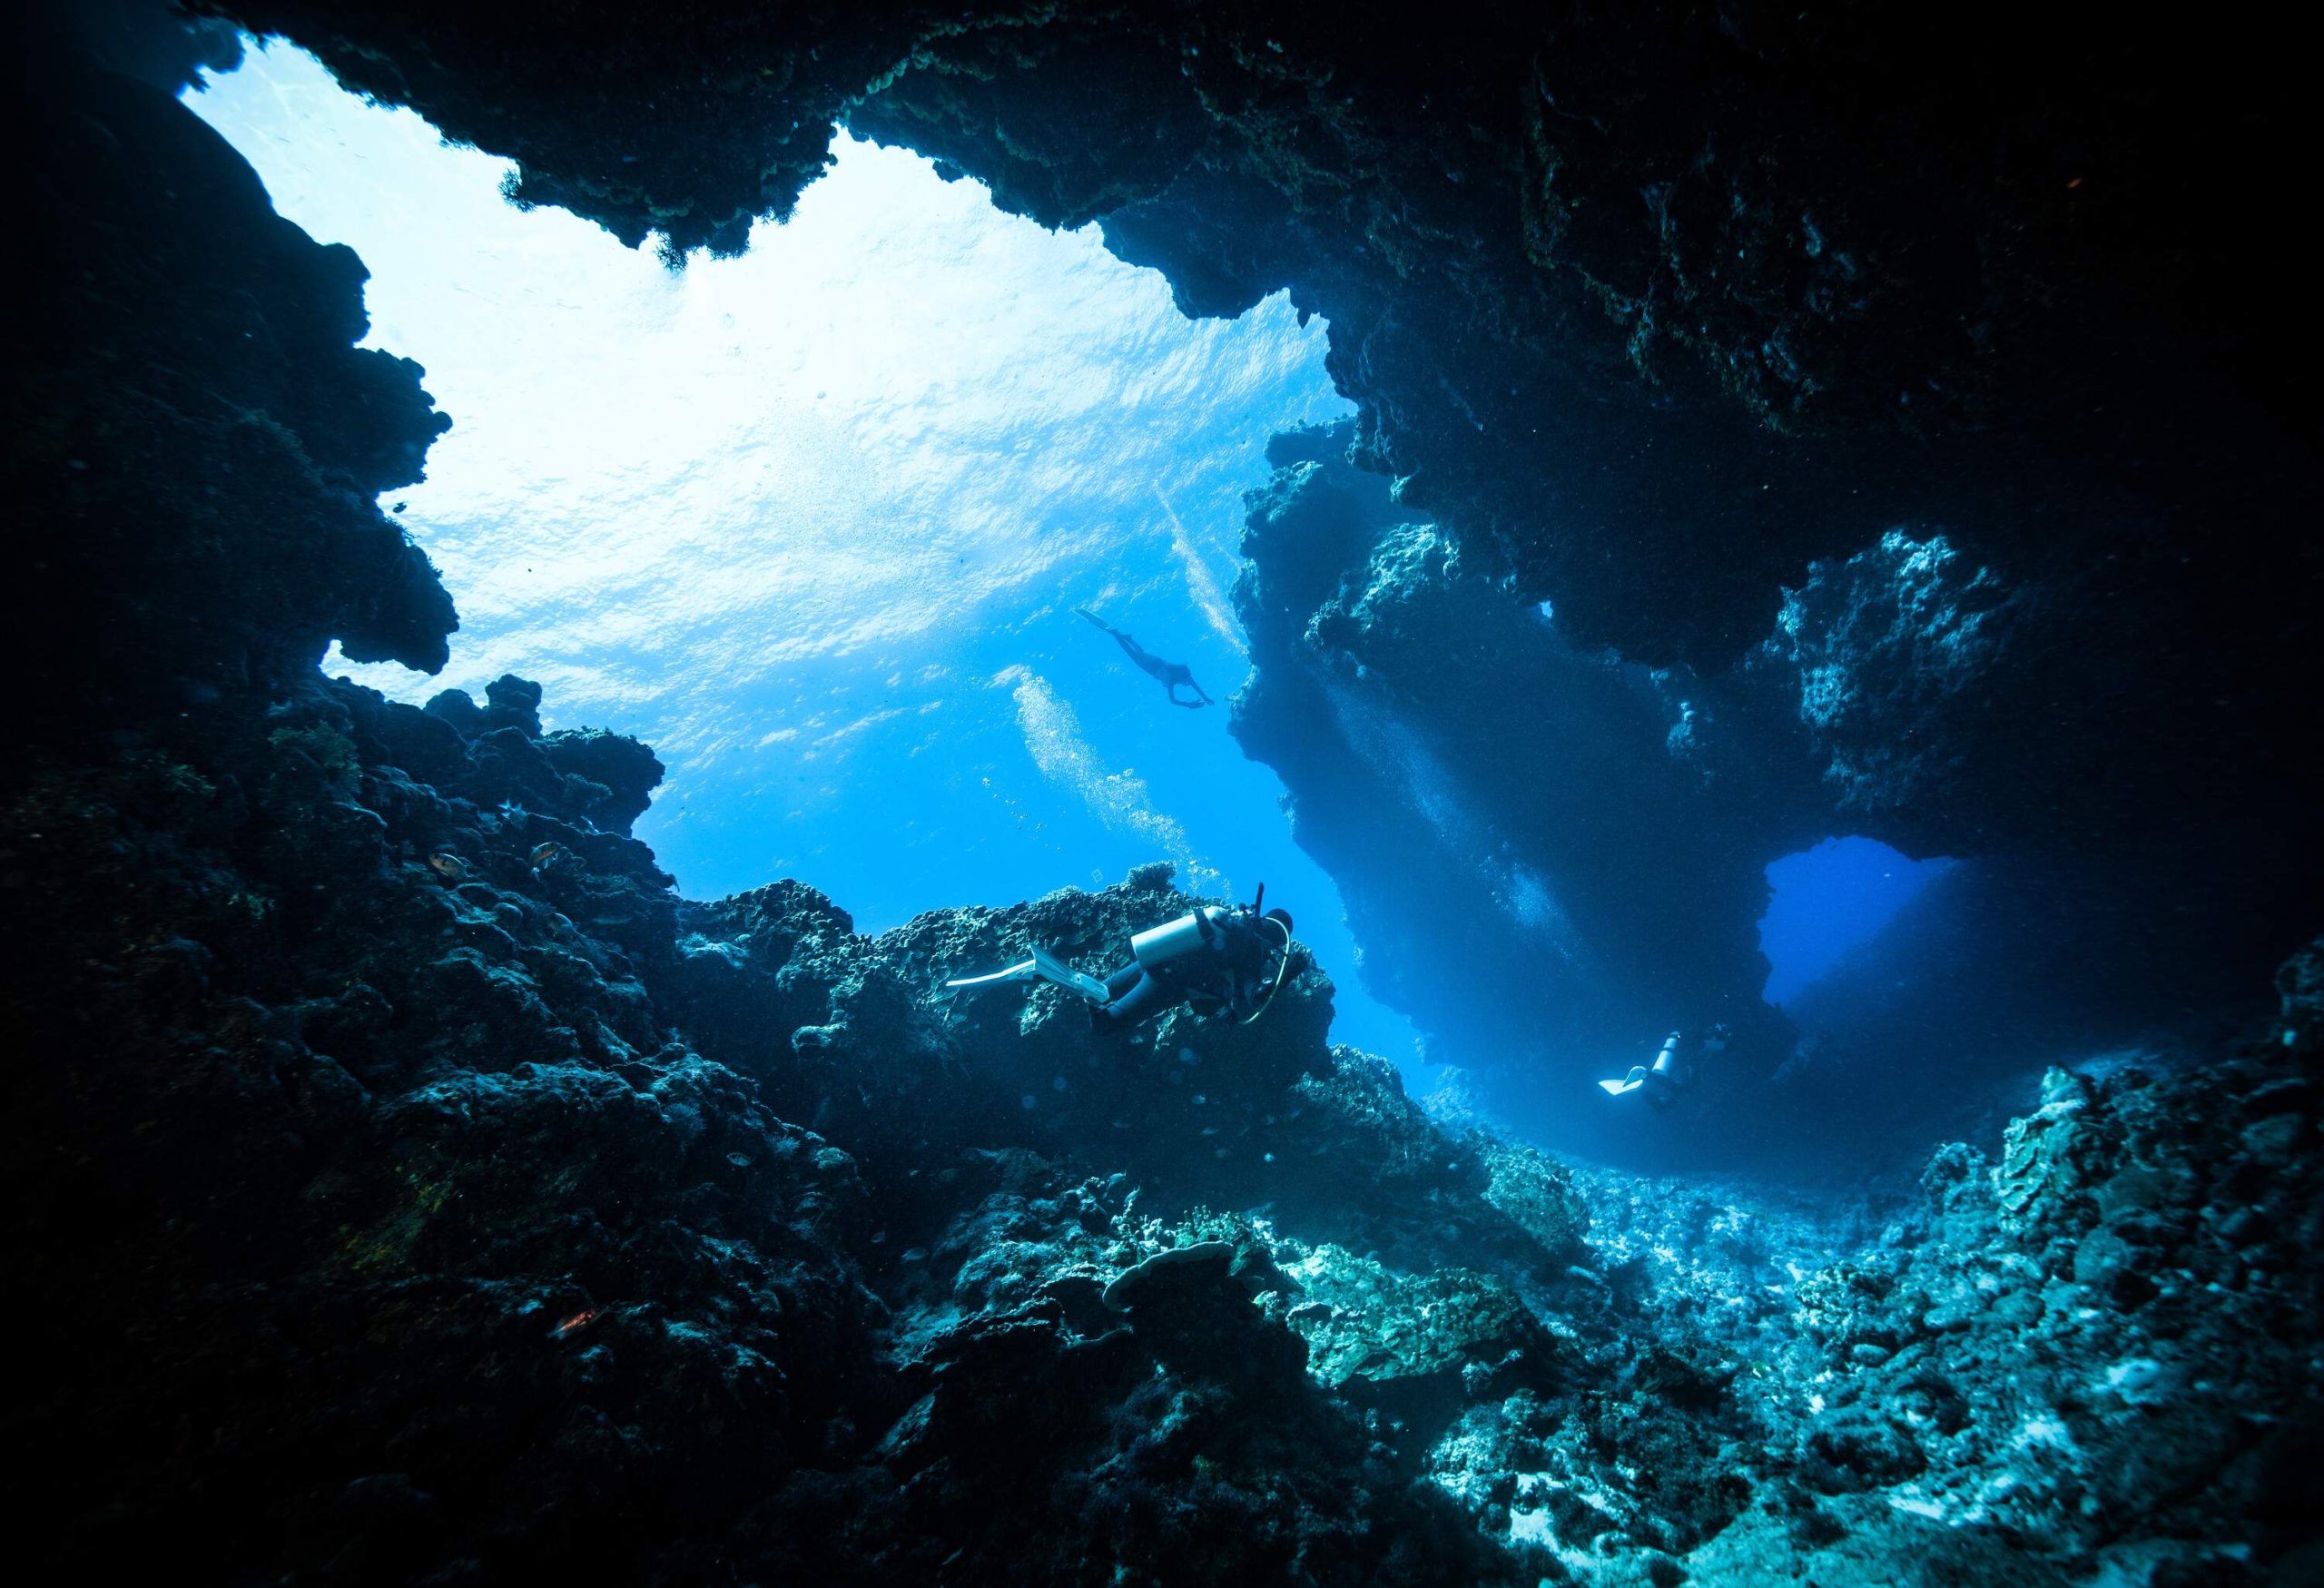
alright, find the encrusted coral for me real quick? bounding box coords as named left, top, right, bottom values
left=9, top=7, right=2321, bottom=1583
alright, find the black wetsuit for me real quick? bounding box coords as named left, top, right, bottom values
left=1077, top=607, right=1213, bottom=707
left=1096, top=910, right=1284, bottom=1028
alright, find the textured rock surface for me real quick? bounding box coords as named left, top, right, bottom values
left=8, top=641, right=2319, bottom=1581
left=213, top=0, right=2321, bottom=669
left=1232, top=423, right=1826, bottom=1153
left=12, top=15, right=457, bottom=738
left=193, top=0, right=2322, bottom=1159
left=9, top=5, right=2321, bottom=1582
left=1232, top=420, right=2316, bottom=1159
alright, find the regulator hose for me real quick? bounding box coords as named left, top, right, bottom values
left=1238, top=916, right=1295, bottom=1027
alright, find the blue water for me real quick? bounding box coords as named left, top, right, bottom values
left=1759, top=836, right=1952, bottom=1005
left=185, top=40, right=1423, bottom=1066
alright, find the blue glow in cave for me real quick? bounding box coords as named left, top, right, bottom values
left=1758, top=836, right=1953, bottom=1006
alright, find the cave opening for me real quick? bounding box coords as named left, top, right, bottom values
left=182, top=36, right=1427, bottom=1062
left=149, top=19, right=2311, bottom=1171
left=21, top=5, right=2324, bottom=1577
left=1758, top=836, right=1955, bottom=1007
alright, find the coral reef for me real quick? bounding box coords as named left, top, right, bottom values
left=8, top=663, right=2317, bottom=1581
left=0, top=656, right=1538, bottom=1582
left=212, top=0, right=2321, bottom=683
left=188, top=0, right=2319, bottom=1163
left=1230, top=420, right=2317, bottom=1163
left=1230, top=424, right=1823, bottom=1156
left=8, top=4, right=2319, bottom=1583
left=11, top=17, right=457, bottom=738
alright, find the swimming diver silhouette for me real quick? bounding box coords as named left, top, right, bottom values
left=1075, top=607, right=1214, bottom=708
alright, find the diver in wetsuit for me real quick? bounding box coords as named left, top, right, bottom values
left=1093, top=901, right=1295, bottom=1028
left=945, top=892, right=1296, bottom=1030
left=1599, top=1025, right=1730, bottom=1110
left=1076, top=607, right=1214, bottom=708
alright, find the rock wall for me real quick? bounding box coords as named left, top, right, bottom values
left=1232, top=425, right=2317, bottom=1158
left=8, top=648, right=2318, bottom=1580
left=8, top=8, right=2322, bottom=1579
left=1232, top=424, right=1829, bottom=1157
left=13, top=15, right=457, bottom=740
left=200, top=0, right=2321, bottom=1119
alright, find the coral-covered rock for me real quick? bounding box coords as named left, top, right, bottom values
left=8, top=654, right=2320, bottom=1584
left=1229, top=425, right=1823, bottom=1154
left=9, top=36, right=457, bottom=735
left=1281, top=1246, right=1563, bottom=1411
left=2278, top=935, right=2324, bottom=1060
left=10, top=7, right=2320, bottom=1584
left=1768, top=530, right=2019, bottom=833
left=180, top=2, right=2323, bottom=1188
left=1232, top=420, right=2318, bottom=1162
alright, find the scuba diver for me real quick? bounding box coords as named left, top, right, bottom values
left=1075, top=607, right=1214, bottom=708
left=946, top=887, right=1295, bottom=1030
left=1599, top=1025, right=1729, bottom=1111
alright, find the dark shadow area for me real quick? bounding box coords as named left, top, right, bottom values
left=7, top=3, right=2322, bottom=1583
left=1227, top=422, right=2310, bottom=1175
left=159, top=0, right=2318, bottom=1168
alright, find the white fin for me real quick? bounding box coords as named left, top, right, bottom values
left=1029, top=945, right=1111, bottom=1004
left=945, top=959, right=1038, bottom=990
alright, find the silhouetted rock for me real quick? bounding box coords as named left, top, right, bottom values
left=9, top=29, right=457, bottom=737
left=8, top=646, right=2314, bottom=1583
left=190, top=0, right=2319, bottom=1185
left=8, top=5, right=2319, bottom=1583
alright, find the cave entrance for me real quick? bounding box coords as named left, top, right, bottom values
left=1758, top=836, right=1953, bottom=1006
left=182, top=35, right=1423, bottom=1062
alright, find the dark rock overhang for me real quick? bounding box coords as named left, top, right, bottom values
left=9, top=8, right=2324, bottom=1580
left=15, top=0, right=2302, bottom=1133
left=192, top=0, right=2318, bottom=804
left=207, top=0, right=2319, bottom=646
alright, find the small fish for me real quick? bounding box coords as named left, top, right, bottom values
left=725, top=1150, right=753, bottom=1169
left=551, top=1307, right=600, bottom=1340
left=531, top=842, right=565, bottom=869
left=426, top=853, right=466, bottom=880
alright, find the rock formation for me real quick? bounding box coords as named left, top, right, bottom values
left=14, top=7, right=456, bottom=740
left=7, top=3, right=2320, bottom=1581
left=187, top=0, right=2322, bottom=1146
left=1231, top=424, right=1827, bottom=1157
left=7, top=649, right=2317, bottom=1578
left=1228, top=424, right=2316, bottom=1160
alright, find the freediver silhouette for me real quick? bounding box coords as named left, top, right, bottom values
left=1075, top=607, right=1214, bottom=708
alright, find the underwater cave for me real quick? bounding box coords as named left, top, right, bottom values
left=7, top=2, right=2321, bottom=1584
left=1758, top=837, right=1952, bottom=1009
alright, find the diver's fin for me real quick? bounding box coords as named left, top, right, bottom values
left=1029, top=945, right=1111, bottom=1004
left=945, top=959, right=1039, bottom=991
left=1598, top=1066, right=1650, bottom=1097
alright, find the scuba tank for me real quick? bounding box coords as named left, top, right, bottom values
left=1598, top=1031, right=1695, bottom=1105
left=1130, top=887, right=1295, bottom=1025
left=947, top=885, right=1295, bottom=1027
left=1129, top=905, right=1231, bottom=972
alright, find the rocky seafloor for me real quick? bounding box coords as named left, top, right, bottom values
left=5, top=666, right=2319, bottom=1584
left=9, top=5, right=2321, bottom=1583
